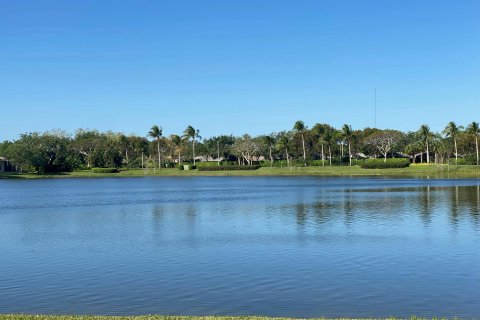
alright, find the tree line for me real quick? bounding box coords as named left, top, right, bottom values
left=0, top=121, right=479, bottom=173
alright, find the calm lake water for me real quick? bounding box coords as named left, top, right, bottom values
left=0, top=177, right=479, bottom=317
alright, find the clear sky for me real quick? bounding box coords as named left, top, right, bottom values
left=1, top=0, right=479, bottom=140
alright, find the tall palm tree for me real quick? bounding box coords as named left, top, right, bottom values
left=442, top=121, right=463, bottom=164
left=466, top=122, right=480, bottom=165
left=170, top=134, right=183, bottom=165
left=148, top=125, right=163, bottom=169
left=324, top=128, right=334, bottom=166
left=312, top=124, right=326, bottom=166
left=263, top=135, right=276, bottom=167
left=293, top=121, right=307, bottom=166
left=418, top=124, right=433, bottom=164
left=277, top=132, right=291, bottom=167
left=183, top=125, right=201, bottom=166
left=342, top=124, right=353, bottom=166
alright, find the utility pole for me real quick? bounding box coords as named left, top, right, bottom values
left=374, top=88, right=377, bottom=128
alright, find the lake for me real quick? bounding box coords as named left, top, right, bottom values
left=0, top=177, right=479, bottom=318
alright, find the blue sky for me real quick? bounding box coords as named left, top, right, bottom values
left=1, top=0, right=479, bottom=140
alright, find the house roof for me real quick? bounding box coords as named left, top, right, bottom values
left=0, top=157, right=8, bottom=161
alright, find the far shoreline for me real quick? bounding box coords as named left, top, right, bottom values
left=1, top=164, right=480, bottom=179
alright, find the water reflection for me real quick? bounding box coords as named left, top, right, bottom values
left=0, top=177, right=479, bottom=317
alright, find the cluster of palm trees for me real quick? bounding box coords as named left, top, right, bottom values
left=148, top=124, right=201, bottom=168
left=418, top=121, right=479, bottom=165
left=146, top=120, right=480, bottom=168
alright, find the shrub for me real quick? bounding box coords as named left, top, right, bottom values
left=359, top=158, right=411, bottom=169
left=450, top=156, right=478, bottom=165
left=177, top=164, right=184, bottom=170
left=195, top=162, right=221, bottom=167
left=197, top=165, right=261, bottom=171
left=91, top=167, right=119, bottom=173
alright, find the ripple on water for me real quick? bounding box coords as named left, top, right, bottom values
left=0, top=177, right=479, bottom=317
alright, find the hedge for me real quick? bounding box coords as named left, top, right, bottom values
left=91, top=168, right=119, bottom=173
left=197, top=165, right=261, bottom=171
left=359, top=158, right=411, bottom=169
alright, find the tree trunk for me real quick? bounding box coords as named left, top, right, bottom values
left=348, top=142, right=352, bottom=166
left=321, top=143, right=325, bottom=166
left=217, top=142, right=220, bottom=166
left=329, top=146, right=332, bottom=166
left=178, top=150, right=181, bottom=166
left=476, top=136, right=479, bottom=165
left=302, top=133, right=306, bottom=166
left=193, top=140, right=196, bottom=166
left=384, top=152, right=387, bottom=162
left=426, top=140, right=430, bottom=164
left=454, top=138, right=458, bottom=164
left=285, top=149, right=290, bottom=167
left=157, top=140, right=161, bottom=169
left=269, top=146, right=273, bottom=167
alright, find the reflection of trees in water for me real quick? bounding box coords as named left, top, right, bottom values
left=448, top=185, right=480, bottom=228
left=419, top=186, right=432, bottom=225
left=288, top=185, right=480, bottom=229
left=149, top=184, right=480, bottom=237
left=295, top=191, right=307, bottom=227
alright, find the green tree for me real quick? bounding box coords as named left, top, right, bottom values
left=148, top=125, right=163, bottom=169
left=276, top=131, right=292, bottom=167
left=293, top=121, right=307, bottom=166
left=466, top=122, right=480, bottom=165
left=442, top=121, right=463, bottom=164
left=418, top=124, right=433, bottom=164
left=342, top=124, right=354, bottom=166
left=169, top=134, right=183, bottom=165
left=183, top=125, right=201, bottom=166
left=262, top=135, right=276, bottom=167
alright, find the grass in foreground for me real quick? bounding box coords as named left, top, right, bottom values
left=0, top=316, right=455, bottom=320
left=1, top=164, right=479, bottom=179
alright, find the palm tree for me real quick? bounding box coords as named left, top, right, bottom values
left=277, top=132, right=291, bottom=167
left=170, top=134, right=183, bottom=165
left=442, top=121, right=463, bottom=164
left=293, top=121, right=307, bottom=166
left=342, top=124, right=353, bottom=166
left=183, top=125, right=201, bottom=166
left=312, top=124, right=326, bottom=166
left=466, top=122, right=480, bottom=165
left=148, top=125, right=163, bottom=169
left=418, top=124, right=433, bottom=164
left=324, top=128, right=334, bottom=166
left=262, top=135, right=276, bottom=167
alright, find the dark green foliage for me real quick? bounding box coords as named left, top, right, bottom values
left=195, top=162, right=222, bottom=167
left=91, top=168, right=119, bottom=173
left=451, top=155, right=477, bottom=165
left=360, top=158, right=411, bottom=169
left=197, top=165, right=261, bottom=171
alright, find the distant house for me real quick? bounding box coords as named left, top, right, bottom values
left=0, top=157, right=14, bottom=173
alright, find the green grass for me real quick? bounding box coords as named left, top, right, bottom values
left=1, top=164, right=479, bottom=179
left=0, top=316, right=455, bottom=320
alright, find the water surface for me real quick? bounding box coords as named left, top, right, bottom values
left=0, top=177, right=479, bottom=317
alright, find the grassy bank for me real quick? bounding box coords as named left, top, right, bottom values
left=1, top=164, right=479, bottom=179
left=0, top=316, right=452, bottom=320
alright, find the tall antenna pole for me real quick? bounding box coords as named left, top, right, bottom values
left=374, top=88, right=377, bottom=128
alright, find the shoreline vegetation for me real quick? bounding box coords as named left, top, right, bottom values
left=1, top=122, right=479, bottom=176
left=0, top=316, right=456, bottom=320
left=1, top=164, right=479, bottom=179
